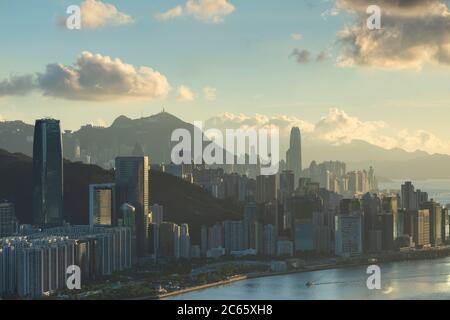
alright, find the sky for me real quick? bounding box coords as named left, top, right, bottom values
left=1, top=0, right=450, bottom=154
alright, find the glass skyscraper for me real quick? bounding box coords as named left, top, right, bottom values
left=115, top=156, right=149, bottom=257
left=32, top=119, right=64, bottom=227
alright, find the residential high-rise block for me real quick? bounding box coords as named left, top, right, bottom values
left=0, top=200, right=17, bottom=238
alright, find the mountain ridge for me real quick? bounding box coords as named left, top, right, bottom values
left=1, top=112, right=449, bottom=179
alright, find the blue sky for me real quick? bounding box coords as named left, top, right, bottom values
left=1, top=0, right=450, bottom=154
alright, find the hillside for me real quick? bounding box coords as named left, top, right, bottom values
left=0, top=150, right=242, bottom=243
left=1, top=113, right=450, bottom=179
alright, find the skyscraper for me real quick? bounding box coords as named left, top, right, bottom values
left=115, top=156, right=149, bottom=257
left=89, top=184, right=115, bottom=226
left=286, top=127, right=302, bottom=188
left=180, top=223, right=191, bottom=259
left=150, top=204, right=164, bottom=225
left=32, top=119, right=64, bottom=227
left=256, top=175, right=277, bottom=204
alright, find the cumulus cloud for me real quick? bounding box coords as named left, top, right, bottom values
left=0, top=74, right=35, bottom=97
left=0, top=52, right=171, bottom=101
left=36, top=52, right=170, bottom=101
left=205, top=112, right=315, bottom=138
left=78, top=0, right=134, bottom=29
left=205, top=109, right=450, bottom=155
left=176, top=85, right=195, bottom=101
left=314, top=108, right=395, bottom=147
left=335, top=0, right=450, bottom=69
left=203, top=86, right=217, bottom=100
left=156, top=0, right=235, bottom=24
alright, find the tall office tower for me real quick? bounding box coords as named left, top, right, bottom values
left=148, top=223, right=159, bottom=258
left=289, top=195, right=321, bottom=252
left=180, top=223, right=191, bottom=259
left=159, top=222, right=177, bottom=259
left=347, top=171, right=359, bottom=195
left=89, top=184, right=115, bottom=226
left=421, top=200, right=442, bottom=246
left=401, top=181, right=418, bottom=210
left=279, top=170, right=295, bottom=208
left=415, top=209, right=431, bottom=248
left=416, top=190, right=429, bottom=207
left=174, top=224, right=181, bottom=259
left=115, top=156, right=149, bottom=257
left=256, top=175, right=278, bottom=204
left=0, top=200, right=17, bottom=237
left=361, top=193, right=381, bottom=253
left=150, top=204, right=164, bottom=225
left=286, top=127, right=302, bottom=188
left=32, top=118, right=64, bottom=227
left=441, top=207, right=449, bottom=244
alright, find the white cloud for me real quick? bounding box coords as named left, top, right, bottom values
left=314, top=108, right=395, bottom=147
left=205, top=109, right=450, bottom=155
left=203, top=86, right=217, bottom=100
left=335, top=0, right=450, bottom=69
left=176, top=85, right=195, bottom=102
left=78, top=0, right=134, bottom=29
left=290, top=33, right=303, bottom=41
left=156, top=0, right=235, bottom=24
left=37, top=51, right=170, bottom=101
left=155, top=6, right=184, bottom=21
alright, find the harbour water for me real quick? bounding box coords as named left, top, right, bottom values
left=168, top=257, right=450, bottom=300
left=169, top=180, right=450, bottom=300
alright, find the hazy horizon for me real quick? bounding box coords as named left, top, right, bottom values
left=1, top=0, right=450, bottom=155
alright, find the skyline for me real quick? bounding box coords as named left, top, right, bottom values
left=1, top=0, right=450, bottom=155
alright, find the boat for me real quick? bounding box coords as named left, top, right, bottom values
left=305, top=281, right=314, bottom=287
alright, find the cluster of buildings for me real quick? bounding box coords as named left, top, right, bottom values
left=2, top=119, right=450, bottom=298
left=0, top=226, right=131, bottom=297
left=188, top=128, right=449, bottom=260
left=0, top=118, right=194, bottom=298
left=302, top=161, right=378, bottom=196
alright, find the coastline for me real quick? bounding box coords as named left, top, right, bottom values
left=154, top=246, right=450, bottom=300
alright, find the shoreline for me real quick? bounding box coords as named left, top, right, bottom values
left=154, top=247, right=450, bottom=300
